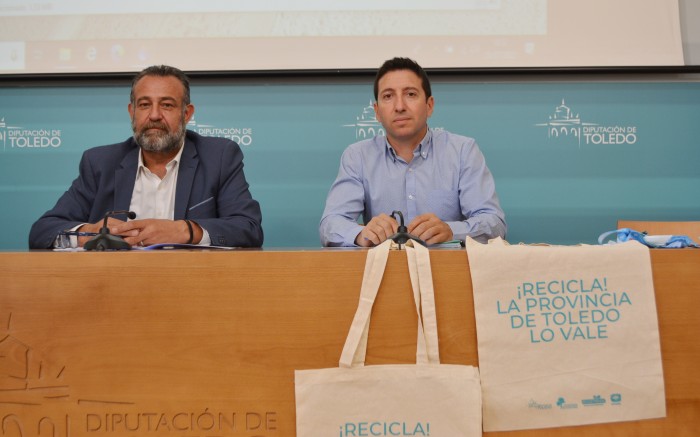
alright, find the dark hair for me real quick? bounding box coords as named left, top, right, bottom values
left=373, top=57, right=431, bottom=101
left=130, top=65, right=191, bottom=106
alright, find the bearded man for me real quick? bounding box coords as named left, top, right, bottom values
left=29, top=65, right=263, bottom=249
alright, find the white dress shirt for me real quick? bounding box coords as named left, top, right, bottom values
left=130, top=143, right=211, bottom=245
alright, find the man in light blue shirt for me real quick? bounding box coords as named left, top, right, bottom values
left=320, top=57, right=506, bottom=247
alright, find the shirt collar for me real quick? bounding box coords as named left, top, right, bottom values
left=138, top=141, right=186, bottom=175
left=383, top=128, right=433, bottom=162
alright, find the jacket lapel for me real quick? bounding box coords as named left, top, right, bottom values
left=114, top=145, right=140, bottom=212
left=174, top=139, right=198, bottom=220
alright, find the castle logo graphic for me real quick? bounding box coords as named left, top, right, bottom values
left=535, top=100, right=638, bottom=146
left=344, top=101, right=385, bottom=139
left=0, top=117, right=63, bottom=152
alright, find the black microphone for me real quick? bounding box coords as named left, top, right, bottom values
left=388, top=210, right=426, bottom=249
left=84, top=210, right=137, bottom=251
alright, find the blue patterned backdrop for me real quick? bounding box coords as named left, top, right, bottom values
left=1, top=79, right=699, bottom=249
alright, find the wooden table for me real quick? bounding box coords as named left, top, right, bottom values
left=1, top=249, right=698, bottom=436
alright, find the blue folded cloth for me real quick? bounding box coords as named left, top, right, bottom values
left=598, top=228, right=700, bottom=248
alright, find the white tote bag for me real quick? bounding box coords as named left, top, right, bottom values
left=466, top=238, right=666, bottom=432
left=295, top=239, right=482, bottom=437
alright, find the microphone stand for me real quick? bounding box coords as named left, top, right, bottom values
left=387, top=210, right=427, bottom=249
left=84, top=210, right=137, bottom=251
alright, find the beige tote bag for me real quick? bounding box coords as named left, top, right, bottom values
left=295, top=239, right=482, bottom=437
left=466, top=238, right=666, bottom=432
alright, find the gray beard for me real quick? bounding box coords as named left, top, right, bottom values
left=132, top=119, right=186, bottom=154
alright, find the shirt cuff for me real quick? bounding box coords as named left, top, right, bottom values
left=447, top=221, right=469, bottom=243
left=197, top=228, right=212, bottom=246
left=53, top=223, right=86, bottom=249
left=338, top=223, right=364, bottom=247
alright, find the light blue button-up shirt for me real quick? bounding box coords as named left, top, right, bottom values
left=319, top=128, right=506, bottom=246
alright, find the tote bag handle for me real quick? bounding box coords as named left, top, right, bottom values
left=339, top=239, right=440, bottom=368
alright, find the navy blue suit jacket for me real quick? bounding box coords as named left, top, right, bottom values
left=29, top=131, right=263, bottom=248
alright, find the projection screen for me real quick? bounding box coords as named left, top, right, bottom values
left=0, top=0, right=685, bottom=75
